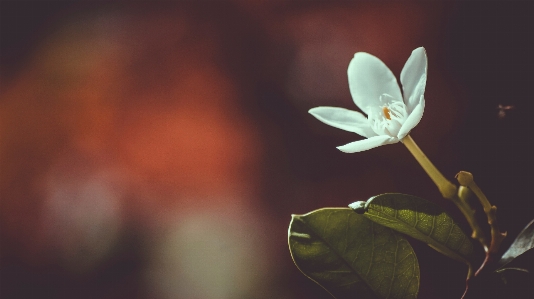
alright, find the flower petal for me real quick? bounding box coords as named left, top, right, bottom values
left=397, top=97, right=425, bottom=139
left=309, top=107, right=377, bottom=138
left=400, top=47, right=427, bottom=113
left=348, top=52, right=403, bottom=114
left=337, top=135, right=397, bottom=153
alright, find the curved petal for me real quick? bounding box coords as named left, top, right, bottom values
left=309, top=106, right=377, bottom=138
left=400, top=47, right=427, bottom=113
left=397, top=97, right=425, bottom=140
left=337, top=135, right=397, bottom=153
left=348, top=52, right=403, bottom=115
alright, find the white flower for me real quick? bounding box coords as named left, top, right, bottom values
left=309, top=47, right=427, bottom=153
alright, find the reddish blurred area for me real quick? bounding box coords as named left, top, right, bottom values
left=2, top=1, right=534, bottom=299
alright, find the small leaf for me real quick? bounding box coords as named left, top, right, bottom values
left=288, top=208, right=419, bottom=299
left=498, top=219, right=534, bottom=268
left=351, top=193, right=473, bottom=265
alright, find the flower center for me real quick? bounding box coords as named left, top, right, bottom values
left=382, top=107, right=391, bottom=120
left=368, top=96, right=408, bottom=137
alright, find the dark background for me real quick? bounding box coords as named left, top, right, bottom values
left=2, top=1, right=534, bottom=298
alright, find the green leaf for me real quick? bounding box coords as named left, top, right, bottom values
left=350, top=194, right=473, bottom=265
left=288, top=208, right=420, bottom=299
left=498, top=219, right=534, bottom=268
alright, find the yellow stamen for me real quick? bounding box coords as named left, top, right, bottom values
left=382, top=107, right=391, bottom=120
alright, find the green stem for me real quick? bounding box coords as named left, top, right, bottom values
left=457, top=186, right=489, bottom=252
left=402, top=135, right=489, bottom=253
left=456, top=172, right=506, bottom=263
left=402, top=135, right=457, bottom=199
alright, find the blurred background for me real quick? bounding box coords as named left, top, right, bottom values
left=2, top=1, right=534, bottom=298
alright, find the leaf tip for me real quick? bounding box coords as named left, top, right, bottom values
left=349, top=201, right=367, bottom=214
left=290, top=214, right=303, bottom=221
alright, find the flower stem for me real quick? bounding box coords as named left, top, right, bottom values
left=402, top=135, right=456, bottom=199
left=402, top=135, right=489, bottom=253
left=456, top=171, right=507, bottom=273
left=457, top=186, right=489, bottom=251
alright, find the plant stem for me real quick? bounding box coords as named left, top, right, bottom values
left=457, top=186, right=489, bottom=251
left=402, top=135, right=456, bottom=199
left=402, top=135, right=489, bottom=252
left=456, top=171, right=507, bottom=274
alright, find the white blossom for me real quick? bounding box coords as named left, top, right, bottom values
left=310, top=47, right=427, bottom=152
